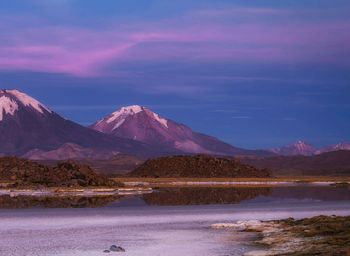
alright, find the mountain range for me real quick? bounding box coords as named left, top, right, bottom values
left=89, top=107, right=350, bottom=157
left=0, top=89, right=348, bottom=160
left=241, top=150, right=350, bottom=176
left=0, top=89, right=270, bottom=159
left=268, top=141, right=350, bottom=156
left=0, top=89, right=170, bottom=158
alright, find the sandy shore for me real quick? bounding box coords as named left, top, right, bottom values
left=212, top=215, right=350, bottom=256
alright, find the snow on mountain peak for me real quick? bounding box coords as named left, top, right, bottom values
left=0, top=89, right=52, bottom=119
left=269, top=140, right=316, bottom=156
left=152, top=112, right=168, bottom=128
left=314, top=142, right=350, bottom=155
left=105, top=105, right=143, bottom=124
left=0, top=95, right=19, bottom=120
left=334, top=142, right=350, bottom=149
left=93, top=105, right=169, bottom=131
left=7, top=89, right=52, bottom=114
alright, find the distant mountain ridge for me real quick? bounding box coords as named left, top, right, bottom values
left=269, top=141, right=350, bottom=156
left=315, top=142, right=350, bottom=155
left=89, top=105, right=271, bottom=157
left=1, top=89, right=348, bottom=160
left=241, top=150, right=350, bottom=176
left=269, top=141, right=316, bottom=156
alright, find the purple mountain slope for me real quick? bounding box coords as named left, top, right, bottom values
left=0, top=89, right=172, bottom=158
left=22, top=143, right=120, bottom=160
left=314, top=142, right=350, bottom=155
left=89, top=105, right=272, bottom=156
left=268, top=141, right=316, bottom=156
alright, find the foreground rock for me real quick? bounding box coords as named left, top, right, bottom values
left=110, top=245, right=125, bottom=252
left=212, top=215, right=350, bottom=256
left=0, top=156, right=120, bottom=188
left=130, top=154, right=272, bottom=178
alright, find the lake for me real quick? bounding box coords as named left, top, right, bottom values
left=0, top=186, right=349, bottom=256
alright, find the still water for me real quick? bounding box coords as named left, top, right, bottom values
left=0, top=186, right=349, bottom=256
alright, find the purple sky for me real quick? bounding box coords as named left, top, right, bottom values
left=0, top=0, right=349, bottom=149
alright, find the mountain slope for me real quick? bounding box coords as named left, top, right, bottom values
left=315, top=142, right=350, bottom=155
left=90, top=105, right=271, bottom=156
left=268, top=141, right=316, bottom=156
left=0, top=89, right=167, bottom=158
left=22, top=143, right=120, bottom=160
left=241, top=150, right=350, bottom=176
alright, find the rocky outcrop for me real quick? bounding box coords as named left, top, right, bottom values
left=212, top=215, right=350, bottom=256
left=0, top=156, right=118, bottom=187
left=129, top=154, right=272, bottom=178
left=109, top=245, right=125, bottom=252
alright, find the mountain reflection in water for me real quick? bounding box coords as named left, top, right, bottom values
left=1, top=186, right=349, bottom=208
left=0, top=195, right=121, bottom=208
left=142, top=187, right=271, bottom=205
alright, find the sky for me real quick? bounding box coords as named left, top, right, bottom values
left=0, top=0, right=349, bottom=149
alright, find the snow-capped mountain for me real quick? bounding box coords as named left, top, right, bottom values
left=268, top=141, right=316, bottom=156
left=0, top=89, right=160, bottom=158
left=269, top=140, right=350, bottom=156
left=314, top=142, right=350, bottom=155
left=90, top=105, right=271, bottom=156
left=0, top=89, right=52, bottom=120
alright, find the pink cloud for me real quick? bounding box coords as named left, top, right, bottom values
left=0, top=7, right=349, bottom=76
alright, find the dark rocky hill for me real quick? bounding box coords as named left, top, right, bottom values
left=129, top=154, right=272, bottom=178
left=0, top=156, right=118, bottom=188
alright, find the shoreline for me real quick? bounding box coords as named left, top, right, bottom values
left=212, top=215, right=350, bottom=256
left=1, top=177, right=349, bottom=195
left=115, top=177, right=350, bottom=188
left=0, top=187, right=153, bottom=197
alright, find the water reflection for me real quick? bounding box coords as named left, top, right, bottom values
left=0, top=195, right=120, bottom=208
left=270, top=186, right=350, bottom=201
left=0, top=186, right=349, bottom=208
left=142, top=187, right=271, bottom=205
